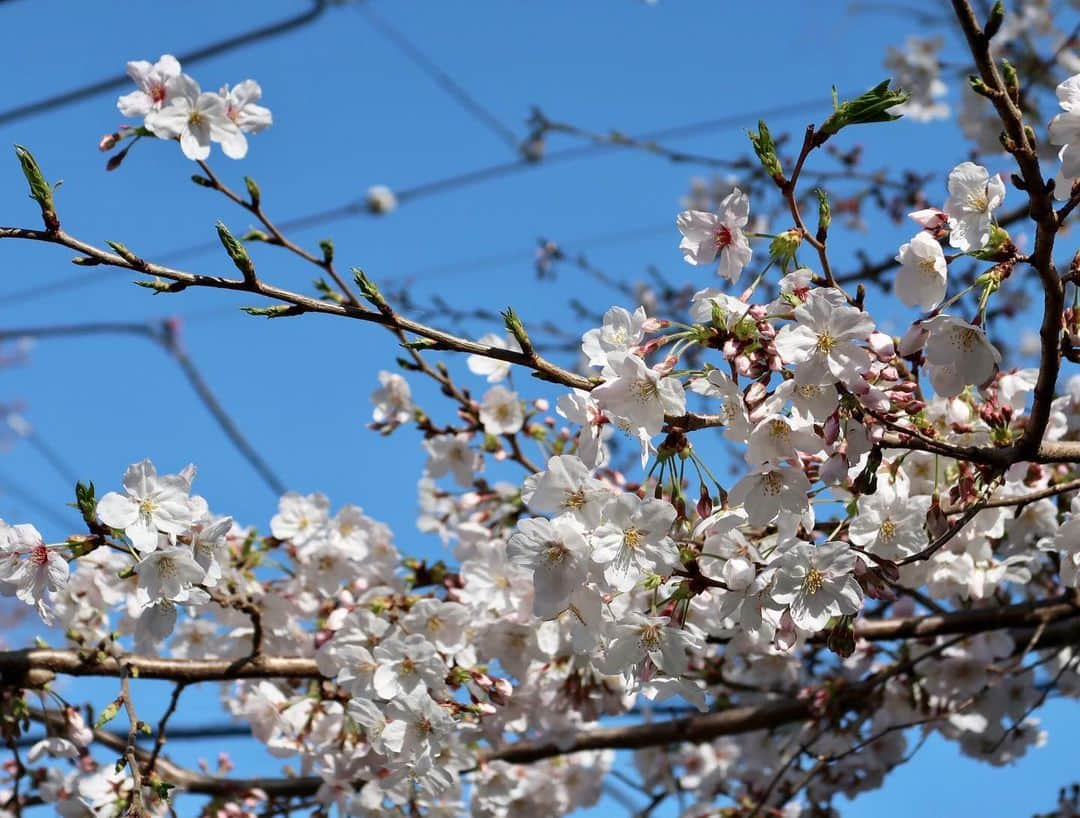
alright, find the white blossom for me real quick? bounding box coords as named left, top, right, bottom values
left=677, top=188, right=753, bottom=281
left=895, top=231, right=948, bottom=311
left=770, top=541, right=862, bottom=631
left=943, top=162, right=1006, bottom=252
left=96, top=459, right=194, bottom=553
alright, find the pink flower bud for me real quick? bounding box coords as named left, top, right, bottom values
left=868, top=331, right=895, bottom=360
left=898, top=323, right=928, bottom=357
left=744, top=382, right=766, bottom=405
left=823, top=413, right=840, bottom=444
left=908, top=207, right=947, bottom=230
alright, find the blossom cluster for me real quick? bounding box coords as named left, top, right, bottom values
left=114, top=54, right=271, bottom=161
left=10, top=11, right=1080, bottom=817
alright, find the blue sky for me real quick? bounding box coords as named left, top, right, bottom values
left=0, top=0, right=1076, bottom=815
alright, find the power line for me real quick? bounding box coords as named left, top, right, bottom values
left=0, top=0, right=330, bottom=127
left=1, top=410, right=82, bottom=489
left=355, top=2, right=520, bottom=150
left=0, top=322, right=287, bottom=497
left=0, top=468, right=78, bottom=530
left=0, top=98, right=830, bottom=309
left=396, top=222, right=673, bottom=282
left=21, top=432, right=81, bottom=487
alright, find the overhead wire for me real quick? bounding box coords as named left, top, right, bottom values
left=0, top=95, right=830, bottom=310
left=0, top=0, right=331, bottom=127
left=0, top=468, right=78, bottom=530
left=355, top=2, right=521, bottom=150
left=0, top=322, right=287, bottom=497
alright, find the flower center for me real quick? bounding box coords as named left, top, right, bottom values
left=623, top=527, right=644, bottom=550
left=802, top=567, right=825, bottom=595
left=768, top=419, right=790, bottom=441
left=815, top=333, right=836, bottom=354
left=563, top=489, right=587, bottom=511
left=542, top=540, right=571, bottom=565
left=138, top=497, right=157, bottom=519
left=638, top=624, right=662, bottom=651
left=760, top=471, right=784, bottom=496
left=633, top=378, right=659, bottom=403
left=951, top=327, right=980, bottom=351
left=880, top=519, right=897, bottom=541
left=714, top=225, right=733, bottom=249
left=967, top=191, right=989, bottom=212
left=157, top=556, right=176, bottom=578
left=150, top=84, right=167, bottom=105
left=29, top=543, right=49, bottom=567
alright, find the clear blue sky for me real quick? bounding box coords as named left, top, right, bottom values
left=0, top=1, right=1075, bottom=815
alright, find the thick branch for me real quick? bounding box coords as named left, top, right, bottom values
left=0, top=650, right=318, bottom=684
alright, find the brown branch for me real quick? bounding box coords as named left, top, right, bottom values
left=146, top=683, right=187, bottom=781
left=0, top=650, right=319, bottom=683
left=842, top=595, right=1080, bottom=642
left=950, top=0, right=1064, bottom=465
left=0, top=227, right=594, bottom=391
left=120, top=668, right=147, bottom=816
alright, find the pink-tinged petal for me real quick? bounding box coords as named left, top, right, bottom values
left=238, top=103, right=272, bottom=133
left=125, top=60, right=154, bottom=87
left=117, top=90, right=152, bottom=118
left=231, top=79, right=262, bottom=106
left=96, top=492, right=139, bottom=529
left=122, top=459, right=157, bottom=500
left=214, top=125, right=248, bottom=160
left=156, top=54, right=181, bottom=78
left=145, top=106, right=186, bottom=139
left=127, top=519, right=160, bottom=553
left=180, top=125, right=212, bottom=161
left=47, top=554, right=69, bottom=589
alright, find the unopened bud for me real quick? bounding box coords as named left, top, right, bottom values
left=365, top=185, right=397, bottom=214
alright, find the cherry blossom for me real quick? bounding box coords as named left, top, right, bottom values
left=117, top=54, right=182, bottom=118
left=371, top=370, right=414, bottom=426
left=922, top=314, right=1002, bottom=397
left=895, top=230, right=948, bottom=310
left=96, top=459, right=194, bottom=552
left=591, top=493, right=679, bottom=590
left=591, top=352, right=686, bottom=438
left=676, top=188, right=753, bottom=281
left=770, top=540, right=862, bottom=630
left=479, top=385, right=524, bottom=435
left=942, top=161, right=1006, bottom=252
left=773, top=288, right=874, bottom=385
left=1049, top=73, right=1080, bottom=179
left=146, top=74, right=243, bottom=160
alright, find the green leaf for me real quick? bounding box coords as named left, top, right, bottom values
left=14, top=144, right=59, bottom=231
left=353, top=268, right=385, bottom=308
left=216, top=221, right=256, bottom=282
left=241, top=304, right=304, bottom=318
left=94, top=700, right=121, bottom=729
left=747, top=120, right=783, bottom=180
left=243, top=176, right=261, bottom=207
left=75, top=481, right=96, bottom=526
left=818, top=79, right=910, bottom=140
